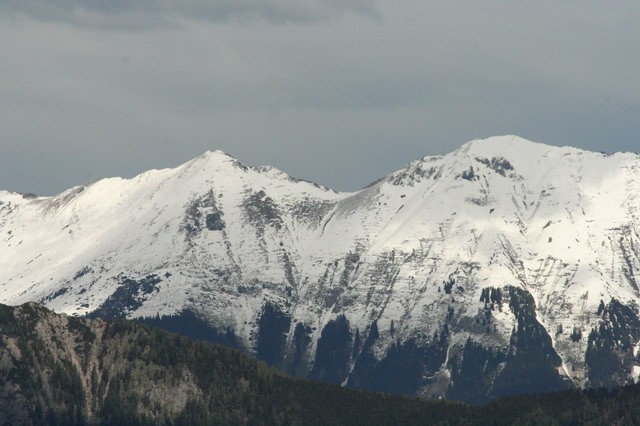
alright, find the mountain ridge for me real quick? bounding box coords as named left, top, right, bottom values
left=2, top=135, right=640, bottom=401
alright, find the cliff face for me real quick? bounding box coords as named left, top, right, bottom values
left=2, top=136, right=640, bottom=401
left=0, top=302, right=215, bottom=423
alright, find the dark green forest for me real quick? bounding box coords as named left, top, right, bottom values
left=2, top=302, right=640, bottom=425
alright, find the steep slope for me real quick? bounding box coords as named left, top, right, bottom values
left=2, top=136, right=640, bottom=401
left=7, top=302, right=640, bottom=425
left=0, top=302, right=468, bottom=424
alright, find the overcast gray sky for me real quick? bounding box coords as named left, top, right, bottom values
left=1, top=1, right=639, bottom=195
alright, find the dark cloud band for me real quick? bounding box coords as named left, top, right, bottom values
left=2, top=0, right=378, bottom=28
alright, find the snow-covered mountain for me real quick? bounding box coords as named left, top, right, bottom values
left=2, top=135, right=640, bottom=402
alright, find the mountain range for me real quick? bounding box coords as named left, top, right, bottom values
left=2, top=135, right=640, bottom=402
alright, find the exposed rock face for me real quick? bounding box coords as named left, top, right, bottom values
left=0, top=302, right=204, bottom=423
left=2, top=136, right=640, bottom=401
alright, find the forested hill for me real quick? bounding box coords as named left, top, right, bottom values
left=1, top=301, right=640, bottom=425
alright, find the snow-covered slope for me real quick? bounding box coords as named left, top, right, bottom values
left=2, top=136, right=640, bottom=401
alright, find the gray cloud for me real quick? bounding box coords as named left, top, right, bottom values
left=1, top=1, right=639, bottom=196
left=2, top=0, right=378, bottom=28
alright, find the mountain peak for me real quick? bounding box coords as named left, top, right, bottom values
left=459, top=135, right=559, bottom=157
left=201, top=149, right=235, bottom=159
left=191, top=149, right=242, bottom=166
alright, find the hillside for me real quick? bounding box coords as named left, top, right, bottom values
left=0, top=301, right=465, bottom=424
left=3, top=302, right=640, bottom=424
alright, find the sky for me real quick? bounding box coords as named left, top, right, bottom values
left=1, top=1, right=639, bottom=195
